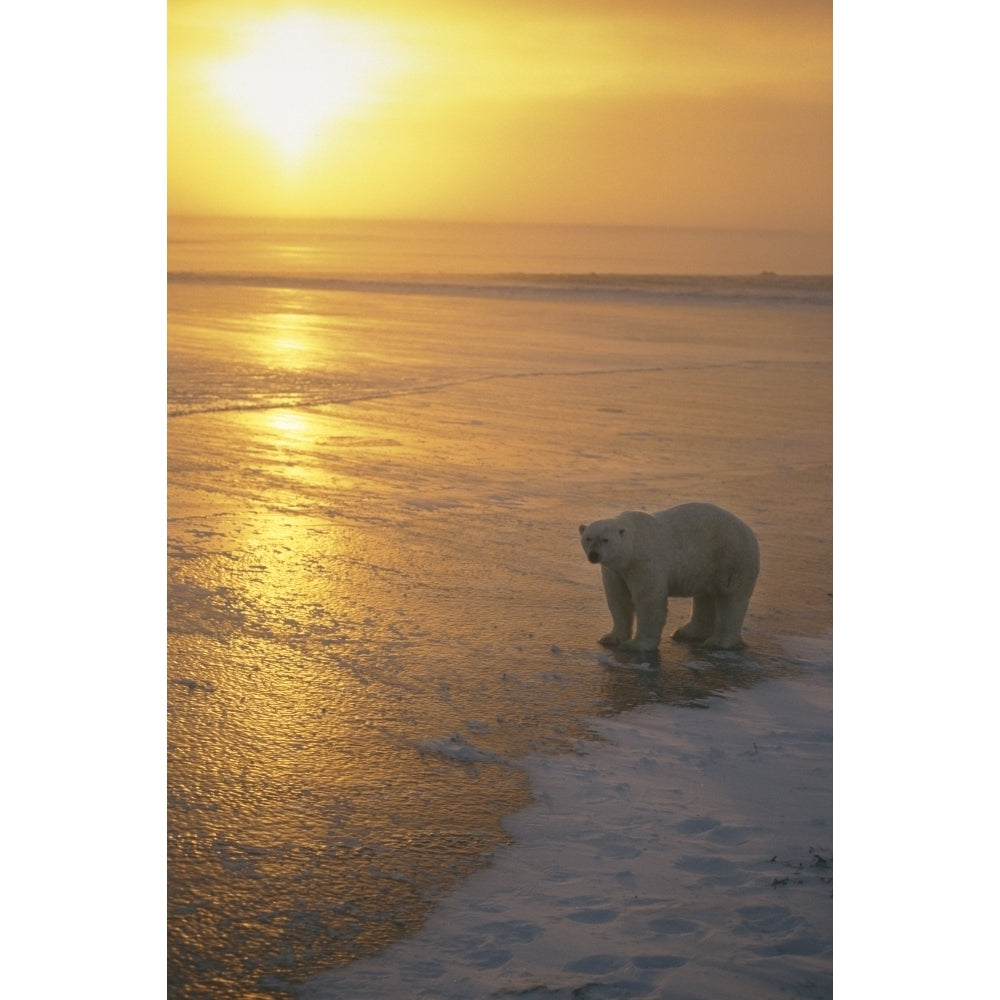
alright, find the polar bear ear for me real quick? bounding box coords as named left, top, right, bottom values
left=618, top=528, right=627, bottom=537
left=579, top=524, right=586, bottom=534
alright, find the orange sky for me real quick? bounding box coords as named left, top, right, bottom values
left=168, top=0, right=831, bottom=232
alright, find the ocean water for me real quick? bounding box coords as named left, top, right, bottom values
left=167, top=218, right=832, bottom=998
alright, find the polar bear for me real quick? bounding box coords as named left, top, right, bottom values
left=579, top=503, right=759, bottom=652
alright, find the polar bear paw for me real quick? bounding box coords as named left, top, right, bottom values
left=700, top=635, right=745, bottom=651
left=620, top=637, right=659, bottom=653
left=598, top=631, right=628, bottom=647
left=672, top=623, right=712, bottom=643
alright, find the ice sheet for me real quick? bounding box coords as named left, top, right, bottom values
left=303, top=644, right=832, bottom=1000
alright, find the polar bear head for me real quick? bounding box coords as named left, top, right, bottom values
left=579, top=517, right=630, bottom=568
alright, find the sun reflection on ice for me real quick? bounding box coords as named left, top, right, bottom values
left=259, top=308, right=321, bottom=372
left=267, top=408, right=310, bottom=438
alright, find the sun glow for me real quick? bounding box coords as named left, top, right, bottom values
left=205, top=13, right=408, bottom=164
left=170, top=2, right=831, bottom=231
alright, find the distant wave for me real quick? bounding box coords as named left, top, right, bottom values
left=167, top=271, right=832, bottom=308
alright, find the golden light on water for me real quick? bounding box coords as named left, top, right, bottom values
left=263, top=311, right=315, bottom=369
left=267, top=409, right=310, bottom=436
left=256, top=408, right=336, bottom=494
left=168, top=268, right=834, bottom=995
left=204, top=12, right=411, bottom=165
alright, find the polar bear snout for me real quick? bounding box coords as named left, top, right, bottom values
left=587, top=549, right=602, bottom=564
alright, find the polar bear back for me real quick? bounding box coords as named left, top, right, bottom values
left=648, top=503, right=759, bottom=597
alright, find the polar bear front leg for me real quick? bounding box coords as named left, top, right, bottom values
left=673, top=594, right=716, bottom=643
left=621, top=593, right=667, bottom=652
left=599, top=566, right=634, bottom=646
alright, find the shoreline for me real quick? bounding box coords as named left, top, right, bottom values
left=301, top=636, right=832, bottom=999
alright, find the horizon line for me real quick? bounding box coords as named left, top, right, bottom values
left=167, top=214, right=832, bottom=239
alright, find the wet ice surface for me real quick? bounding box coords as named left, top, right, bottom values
left=168, top=279, right=831, bottom=998
left=302, top=646, right=832, bottom=1000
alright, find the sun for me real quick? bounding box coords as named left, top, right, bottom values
left=205, top=13, right=407, bottom=165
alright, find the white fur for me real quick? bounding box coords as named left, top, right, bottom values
left=579, top=503, right=760, bottom=652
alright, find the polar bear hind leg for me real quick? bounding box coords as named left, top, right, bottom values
left=672, top=594, right=716, bottom=643
left=703, top=590, right=752, bottom=649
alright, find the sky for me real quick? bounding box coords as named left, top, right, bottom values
left=168, top=0, right=831, bottom=233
